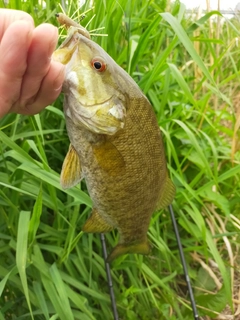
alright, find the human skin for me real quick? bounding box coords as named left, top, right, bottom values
left=0, top=9, right=65, bottom=118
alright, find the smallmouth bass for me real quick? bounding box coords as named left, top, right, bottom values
left=53, top=14, right=175, bottom=262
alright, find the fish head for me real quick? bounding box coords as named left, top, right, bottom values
left=53, top=27, right=127, bottom=135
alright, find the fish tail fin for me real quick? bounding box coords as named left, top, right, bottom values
left=107, top=238, right=150, bottom=262
left=156, top=177, right=175, bottom=210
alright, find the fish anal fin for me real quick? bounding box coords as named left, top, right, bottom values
left=60, top=144, right=82, bottom=189
left=107, top=238, right=150, bottom=263
left=93, top=141, right=125, bottom=176
left=82, top=208, right=114, bottom=233
left=156, top=177, right=175, bottom=210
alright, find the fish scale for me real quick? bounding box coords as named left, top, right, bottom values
left=53, top=20, right=175, bottom=262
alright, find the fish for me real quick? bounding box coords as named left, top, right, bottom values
left=53, top=14, right=175, bottom=262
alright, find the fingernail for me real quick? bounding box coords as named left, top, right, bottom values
left=54, top=84, right=63, bottom=92
left=53, top=64, right=65, bottom=90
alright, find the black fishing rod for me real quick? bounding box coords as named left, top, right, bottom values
left=168, top=204, right=199, bottom=320
left=100, top=233, right=119, bottom=320
left=101, top=205, right=199, bottom=320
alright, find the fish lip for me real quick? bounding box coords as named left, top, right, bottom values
left=66, top=94, right=114, bottom=121
left=78, top=95, right=113, bottom=108
left=65, top=93, right=125, bottom=135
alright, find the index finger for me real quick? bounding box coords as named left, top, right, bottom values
left=0, top=9, right=34, bottom=40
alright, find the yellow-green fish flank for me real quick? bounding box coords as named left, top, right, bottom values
left=53, top=19, right=175, bottom=262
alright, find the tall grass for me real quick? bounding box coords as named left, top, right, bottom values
left=0, top=0, right=240, bottom=319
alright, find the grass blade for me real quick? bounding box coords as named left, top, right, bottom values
left=16, top=211, right=33, bottom=319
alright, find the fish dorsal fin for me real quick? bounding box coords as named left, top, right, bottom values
left=93, top=141, right=125, bottom=176
left=82, top=208, right=114, bottom=233
left=156, top=177, right=175, bottom=210
left=60, top=144, right=82, bottom=189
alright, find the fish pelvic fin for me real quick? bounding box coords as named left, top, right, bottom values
left=60, top=144, right=82, bottom=189
left=156, top=177, right=175, bottom=210
left=107, top=238, right=150, bottom=263
left=82, top=208, right=114, bottom=233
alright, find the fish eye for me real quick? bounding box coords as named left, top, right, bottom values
left=91, top=58, right=106, bottom=72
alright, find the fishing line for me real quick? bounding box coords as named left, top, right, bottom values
left=100, top=233, right=119, bottom=320
left=168, top=204, right=199, bottom=320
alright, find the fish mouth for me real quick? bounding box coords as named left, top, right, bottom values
left=79, top=96, right=113, bottom=108
left=66, top=94, right=126, bottom=135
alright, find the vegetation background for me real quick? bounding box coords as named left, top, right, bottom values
left=0, top=0, right=240, bottom=319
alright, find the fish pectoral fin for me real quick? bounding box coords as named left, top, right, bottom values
left=93, top=141, right=125, bottom=176
left=82, top=208, right=114, bottom=233
left=107, top=238, right=150, bottom=263
left=156, top=177, right=175, bottom=210
left=60, top=144, right=82, bottom=189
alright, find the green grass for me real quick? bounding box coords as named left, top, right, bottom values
left=1, top=0, right=240, bottom=319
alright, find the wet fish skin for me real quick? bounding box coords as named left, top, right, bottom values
left=53, top=25, right=175, bottom=262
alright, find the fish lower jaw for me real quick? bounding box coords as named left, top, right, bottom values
left=67, top=114, right=121, bottom=135
left=65, top=103, right=124, bottom=135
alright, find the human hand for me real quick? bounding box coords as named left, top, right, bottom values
left=0, top=9, right=65, bottom=118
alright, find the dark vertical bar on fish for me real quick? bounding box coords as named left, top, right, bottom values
left=100, top=233, right=119, bottom=320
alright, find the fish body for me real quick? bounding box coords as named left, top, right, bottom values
left=53, top=25, right=175, bottom=261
